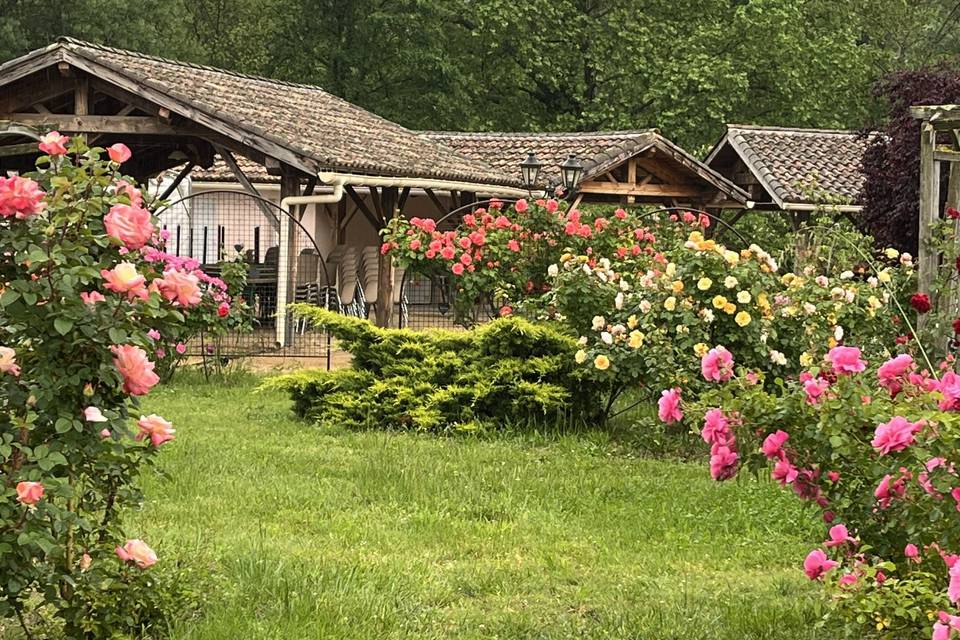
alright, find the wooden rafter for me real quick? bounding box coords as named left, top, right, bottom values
left=577, top=182, right=707, bottom=198
left=157, top=162, right=194, bottom=201
left=423, top=188, right=447, bottom=215
left=344, top=184, right=382, bottom=232
left=3, top=113, right=194, bottom=136
left=214, top=146, right=279, bottom=230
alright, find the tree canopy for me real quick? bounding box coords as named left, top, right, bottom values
left=0, top=0, right=959, bottom=149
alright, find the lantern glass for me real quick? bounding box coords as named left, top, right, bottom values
left=560, top=155, right=583, bottom=190
left=519, top=152, right=543, bottom=189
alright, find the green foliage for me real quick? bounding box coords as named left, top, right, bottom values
left=5, top=2, right=960, bottom=149
left=266, top=306, right=603, bottom=432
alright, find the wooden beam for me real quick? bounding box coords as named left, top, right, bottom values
left=423, top=188, right=447, bottom=215
left=157, top=162, right=195, bottom=201
left=934, top=149, right=960, bottom=163
left=398, top=186, right=411, bottom=211
left=368, top=186, right=383, bottom=222
left=0, top=142, right=39, bottom=157
left=295, top=176, right=317, bottom=219
left=214, top=145, right=279, bottom=230
left=1, top=114, right=190, bottom=135
left=74, top=76, right=89, bottom=116
left=568, top=193, right=584, bottom=211
left=57, top=61, right=72, bottom=77
left=577, top=181, right=707, bottom=198
left=375, top=187, right=399, bottom=328
left=918, top=122, right=939, bottom=314
left=31, top=103, right=50, bottom=114
left=265, top=156, right=282, bottom=176
left=626, top=158, right=637, bottom=204
left=344, top=184, right=382, bottom=231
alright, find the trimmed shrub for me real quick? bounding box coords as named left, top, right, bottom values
left=264, top=306, right=604, bottom=431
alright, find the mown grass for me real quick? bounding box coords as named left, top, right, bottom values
left=131, top=371, right=825, bottom=639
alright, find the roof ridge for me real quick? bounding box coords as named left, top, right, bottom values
left=422, top=129, right=656, bottom=138
left=727, top=123, right=867, bottom=136
left=56, top=36, right=335, bottom=94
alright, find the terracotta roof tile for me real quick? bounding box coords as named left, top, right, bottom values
left=34, top=38, right=521, bottom=188
left=714, top=125, right=875, bottom=206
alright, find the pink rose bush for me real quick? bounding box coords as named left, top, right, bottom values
left=0, top=135, right=237, bottom=635
left=669, top=342, right=960, bottom=638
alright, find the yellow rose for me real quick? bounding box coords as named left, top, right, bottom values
left=878, top=269, right=891, bottom=283
left=628, top=330, right=644, bottom=349
left=724, top=276, right=738, bottom=289
left=594, top=354, right=610, bottom=370
left=723, top=302, right=736, bottom=315
left=664, top=296, right=677, bottom=311
left=757, top=292, right=769, bottom=309
left=884, top=247, right=899, bottom=260
left=735, top=311, right=752, bottom=327
left=627, top=314, right=638, bottom=330
left=694, top=343, right=709, bottom=357
left=575, top=349, right=587, bottom=364
left=712, top=295, right=727, bottom=309
left=799, top=352, right=813, bottom=367
left=665, top=263, right=677, bottom=277
left=736, top=291, right=751, bottom=304
left=828, top=337, right=838, bottom=348
left=672, top=280, right=684, bottom=294
left=697, top=277, right=712, bottom=291
left=560, top=253, right=573, bottom=263
left=781, top=273, right=795, bottom=285
left=723, top=250, right=740, bottom=265
left=688, top=231, right=704, bottom=243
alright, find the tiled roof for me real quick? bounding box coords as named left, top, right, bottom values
left=707, top=125, right=875, bottom=207
left=191, top=155, right=276, bottom=183
left=423, top=130, right=749, bottom=202
left=2, top=38, right=520, bottom=188
left=422, top=130, right=657, bottom=186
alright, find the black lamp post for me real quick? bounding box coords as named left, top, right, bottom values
left=560, top=155, right=584, bottom=193
left=519, top=152, right=543, bottom=193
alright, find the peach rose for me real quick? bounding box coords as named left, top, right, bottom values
left=107, top=143, right=132, bottom=164
left=115, top=539, right=157, bottom=568
left=104, top=204, right=154, bottom=249
left=154, top=269, right=201, bottom=307
left=101, top=262, right=148, bottom=300
left=0, top=346, right=20, bottom=376
left=38, top=131, right=68, bottom=156
left=16, top=481, right=44, bottom=505
left=136, top=414, right=175, bottom=447
left=110, top=345, right=159, bottom=396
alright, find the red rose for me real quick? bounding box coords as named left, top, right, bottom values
left=217, top=302, right=230, bottom=317
left=949, top=207, right=960, bottom=220
left=953, top=318, right=960, bottom=334
left=910, top=293, right=931, bottom=314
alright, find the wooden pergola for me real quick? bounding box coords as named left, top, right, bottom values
left=0, top=38, right=525, bottom=334
left=911, top=105, right=960, bottom=318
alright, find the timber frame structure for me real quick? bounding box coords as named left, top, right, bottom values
left=911, top=105, right=960, bottom=318
left=0, top=38, right=529, bottom=333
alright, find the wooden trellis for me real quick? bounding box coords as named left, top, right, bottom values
left=911, top=105, right=960, bottom=335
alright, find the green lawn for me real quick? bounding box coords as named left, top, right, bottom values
left=133, top=372, right=824, bottom=639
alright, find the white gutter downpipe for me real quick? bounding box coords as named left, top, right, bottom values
left=275, top=171, right=525, bottom=346
left=276, top=180, right=344, bottom=347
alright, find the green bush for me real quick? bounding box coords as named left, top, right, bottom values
left=264, top=306, right=604, bottom=432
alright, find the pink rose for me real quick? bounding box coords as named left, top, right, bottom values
left=877, top=354, right=913, bottom=395
left=16, top=481, right=44, bottom=505
left=38, top=131, right=69, bottom=156
left=107, top=143, right=132, bottom=164
left=217, top=302, right=230, bottom=317
left=545, top=199, right=559, bottom=213
left=136, top=414, right=175, bottom=447
left=709, top=444, right=739, bottom=481
left=772, top=458, right=798, bottom=486
left=175, top=342, right=186, bottom=355
left=0, top=346, right=20, bottom=376
left=905, top=543, right=920, bottom=561
left=507, top=239, right=520, bottom=252
left=939, top=372, right=960, bottom=411
left=101, top=263, right=148, bottom=300
left=871, top=416, right=924, bottom=455
left=147, top=329, right=161, bottom=340
left=80, top=291, right=106, bottom=305
left=83, top=406, right=108, bottom=423
left=761, top=430, right=789, bottom=459
left=0, top=175, right=45, bottom=219
left=803, top=377, right=829, bottom=405
left=111, top=345, right=159, bottom=396
left=100, top=428, right=111, bottom=439
left=657, top=388, right=683, bottom=424
left=824, top=524, right=854, bottom=548
left=825, top=346, right=866, bottom=375
left=950, top=563, right=960, bottom=604
left=154, top=269, right=202, bottom=307
left=451, top=263, right=464, bottom=275
left=514, top=199, right=529, bottom=213
left=701, top=346, right=734, bottom=382
left=115, top=180, right=143, bottom=207
left=116, top=539, right=157, bottom=568
left=409, top=239, right=422, bottom=251
left=700, top=409, right=730, bottom=446
left=803, top=549, right=838, bottom=580
left=104, top=204, right=154, bottom=249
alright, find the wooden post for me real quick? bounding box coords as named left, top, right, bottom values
left=74, top=77, right=89, bottom=116
left=918, top=121, right=939, bottom=307
left=375, top=187, right=398, bottom=328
